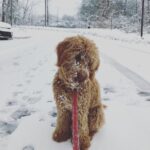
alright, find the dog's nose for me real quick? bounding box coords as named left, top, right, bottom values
left=74, top=72, right=87, bottom=83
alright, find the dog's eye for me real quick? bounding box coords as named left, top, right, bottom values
left=75, top=54, right=81, bottom=62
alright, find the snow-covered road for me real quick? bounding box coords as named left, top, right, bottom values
left=0, top=27, right=150, bottom=150
left=101, top=53, right=150, bottom=91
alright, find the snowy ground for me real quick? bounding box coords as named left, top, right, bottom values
left=0, top=27, right=150, bottom=150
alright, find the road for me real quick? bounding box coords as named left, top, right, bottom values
left=0, top=27, right=150, bottom=150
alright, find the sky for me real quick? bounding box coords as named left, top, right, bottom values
left=33, top=0, right=81, bottom=17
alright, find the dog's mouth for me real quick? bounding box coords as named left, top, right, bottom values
left=66, top=70, right=89, bottom=90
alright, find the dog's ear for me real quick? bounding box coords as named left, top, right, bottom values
left=89, top=52, right=100, bottom=79
left=56, top=40, right=70, bottom=67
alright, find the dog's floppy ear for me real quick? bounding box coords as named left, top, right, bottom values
left=89, top=50, right=100, bottom=79
left=56, top=40, right=70, bottom=67
left=89, top=59, right=100, bottom=79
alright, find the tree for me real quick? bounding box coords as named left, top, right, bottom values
left=124, top=0, right=127, bottom=15
left=79, top=0, right=111, bottom=27
left=1, top=0, right=19, bottom=24
left=147, top=0, right=150, bottom=13
left=2, top=0, right=6, bottom=22
left=62, top=15, right=76, bottom=27
left=146, top=0, right=150, bottom=23
left=18, top=0, right=39, bottom=25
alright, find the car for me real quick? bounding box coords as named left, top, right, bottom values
left=0, top=21, right=13, bottom=39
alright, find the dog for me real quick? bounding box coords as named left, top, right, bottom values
left=52, top=35, right=105, bottom=150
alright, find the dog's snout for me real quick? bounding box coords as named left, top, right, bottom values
left=74, top=72, right=88, bottom=83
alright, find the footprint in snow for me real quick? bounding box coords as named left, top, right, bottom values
left=50, top=107, right=57, bottom=117
left=22, top=145, right=34, bottom=150
left=47, top=100, right=52, bottom=103
left=16, top=83, right=23, bottom=87
left=138, top=91, right=150, bottom=97
left=13, top=91, right=23, bottom=97
left=103, top=98, right=110, bottom=101
left=13, top=56, right=20, bottom=60
left=11, top=108, right=34, bottom=120
left=146, top=98, right=150, bottom=101
left=6, top=100, right=17, bottom=106
left=31, top=67, right=37, bottom=71
left=51, top=122, right=56, bottom=127
left=26, top=80, right=31, bottom=84
left=22, top=96, right=42, bottom=104
left=50, top=111, right=57, bottom=117
left=0, top=121, right=18, bottom=137
left=13, top=62, right=20, bottom=66
left=103, top=87, right=115, bottom=94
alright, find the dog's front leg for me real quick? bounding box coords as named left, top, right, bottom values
left=53, top=109, right=72, bottom=142
left=78, top=108, right=91, bottom=150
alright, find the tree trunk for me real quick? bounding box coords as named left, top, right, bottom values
left=124, top=0, right=127, bottom=15
left=136, top=0, right=138, bottom=14
left=10, top=0, right=13, bottom=25
left=141, top=0, right=145, bottom=37
left=148, top=0, right=150, bottom=13
left=2, top=0, right=6, bottom=22
left=106, top=0, right=110, bottom=7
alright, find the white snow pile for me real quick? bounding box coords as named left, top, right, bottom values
left=0, top=27, right=150, bottom=150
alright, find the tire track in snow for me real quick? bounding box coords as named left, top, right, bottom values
left=102, top=53, right=150, bottom=92
left=117, top=44, right=150, bottom=55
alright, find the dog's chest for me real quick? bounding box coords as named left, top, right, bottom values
left=58, top=93, right=73, bottom=111
left=57, top=89, right=90, bottom=112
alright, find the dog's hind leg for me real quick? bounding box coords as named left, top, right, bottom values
left=88, top=104, right=105, bottom=139
left=53, top=110, right=72, bottom=142
left=78, top=112, right=91, bottom=150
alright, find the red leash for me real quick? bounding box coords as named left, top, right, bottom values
left=72, top=90, right=80, bottom=150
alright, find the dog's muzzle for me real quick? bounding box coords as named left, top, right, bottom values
left=73, top=71, right=88, bottom=83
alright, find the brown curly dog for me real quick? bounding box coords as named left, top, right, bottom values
left=52, top=35, right=105, bottom=150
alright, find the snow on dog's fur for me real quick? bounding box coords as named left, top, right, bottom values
left=52, top=36, right=105, bottom=150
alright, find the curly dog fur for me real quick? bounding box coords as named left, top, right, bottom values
left=52, top=35, right=105, bottom=150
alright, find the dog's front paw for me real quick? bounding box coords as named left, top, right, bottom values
left=80, top=135, right=91, bottom=150
left=53, top=129, right=71, bottom=142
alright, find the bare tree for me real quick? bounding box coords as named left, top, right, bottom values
left=147, top=0, right=150, bottom=13
left=135, top=0, right=138, bottom=14
left=19, top=0, right=39, bottom=25
left=1, top=0, right=19, bottom=24
left=22, top=0, right=30, bottom=20
left=124, top=0, right=127, bottom=15
left=2, top=0, right=6, bottom=22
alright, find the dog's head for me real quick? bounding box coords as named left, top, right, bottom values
left=56, top=36, right=100, bottom=89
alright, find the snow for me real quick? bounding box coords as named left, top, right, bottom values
left=0, top=27, right=150, bottom=150
left=0, top=21, right=11, bottom=29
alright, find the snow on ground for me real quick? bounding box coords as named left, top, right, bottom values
left=0, top=27, right=150, bottom=150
